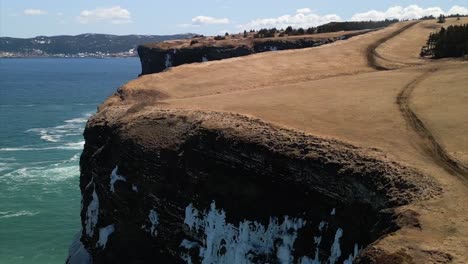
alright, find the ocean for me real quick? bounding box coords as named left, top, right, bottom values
left=0, top=58, right=141, bottom=264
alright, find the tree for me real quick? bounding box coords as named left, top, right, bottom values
left=437, top=14, right=446, bottom=23
left=421, top=24, right=468, bottom=58
left=285, top=26, right=293, bottom=34
left=243, top=30, right=248, bottom=38
left=297, top=28, right=305, bottom=35
left=306, top=27, right=316, bottom=34
left=225, top=32, right=229, bottom=37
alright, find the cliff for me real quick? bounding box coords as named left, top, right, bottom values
left=70, top=18, right=468, bottom=264
left=138, top=30, right=374, bottom=75
left=68, top=106, right=439, bottom=263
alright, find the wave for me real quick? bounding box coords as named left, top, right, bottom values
left=26, top=111, right=93, bottom=143
left=2, top=164, right=79, bottom=182
left=0, top=104, right=36, bottom=107
left=0, top=210, right=40, bottom=219
left=0, top=157, right=16, bottom=161
left=0, top=141, right=84, bottom=152
left=69, top=153, right=81, bottom=162
left=64, top=117, right=89, bottom=124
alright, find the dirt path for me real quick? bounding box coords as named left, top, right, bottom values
left=397, top=68, right=468, bottom=183
left=366, top=20, right=468, bottom=182
left=367, top=21, right=420, bottom=70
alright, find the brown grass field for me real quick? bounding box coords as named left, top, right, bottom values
left=102, top=18, right=468, bottom=262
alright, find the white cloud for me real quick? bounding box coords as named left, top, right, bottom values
left=296, top=8, right=312, bottom=14
left=24, top=9, right=47, bottom=16
left=351, top=5, right=467, bottom=21
left=238, top=9, right=341, bottom=30
left=191, top=16, right=230, bottom=25
left=77, top=6, right=131, bottom=24
left=448, top=5, right=468, bottom=15
left=176, top=23, right=200, bottom=28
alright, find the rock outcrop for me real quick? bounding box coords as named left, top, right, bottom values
left=69, top=105, right=440, bottom=263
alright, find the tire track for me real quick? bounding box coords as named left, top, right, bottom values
left=367, top=21, right=420, bottom=70
left=368, top=21, right=468, bottom=182
left=397, top=69, right=468, bottom=182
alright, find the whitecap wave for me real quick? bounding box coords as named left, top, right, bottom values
left=0, top=157, right=16, bottom=161
left=0, top=141, right=84, bottom=152
left=64, top=117, right=88, bottom=124
left=26, top=111, right=93, bottom=143
left=0, top=104, right=36, bottom=107
left=2, top=164, right=79, bottom=182
left=70, top=153, right=81, bottom=162
left=0, top=210, right=39, bottom=219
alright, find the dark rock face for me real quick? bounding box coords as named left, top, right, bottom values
left=138, top=31, right=374, bottom=76
left=138, top=45, right=252, bottom=75
left=72, top=109, right=440, bottom=264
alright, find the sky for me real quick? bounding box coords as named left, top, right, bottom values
left=0, top=1, right=467, bottom=38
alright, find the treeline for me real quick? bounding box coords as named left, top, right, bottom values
left=421, top=24, right=468, bottom=58
left=252, top=19, right=398, bottom=38
left=316, top=19, right=398, bottom=33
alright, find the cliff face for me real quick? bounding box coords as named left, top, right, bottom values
left=69, top=106, right=440, bottom=264
left=138, top=45, right=252, bottom=76
left=138, top=30, right=373, bottom=76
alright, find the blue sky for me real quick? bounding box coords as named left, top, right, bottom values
left=1, top=1, right=467, bottom=37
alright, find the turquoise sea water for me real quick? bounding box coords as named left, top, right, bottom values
left=0, top=58, right=140, bottom=264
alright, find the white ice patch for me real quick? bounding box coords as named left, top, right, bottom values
left=202, top=56, right=208, bottom=62
left=343, top=243, right=360, bottom=264
left=182, top=202, right=306, bottom=264
left=330, top=208, right=336, bottom=215
left=165, top=54, right=173, bottom=68
left=328, top=228, right=343, bottom=264
left=269, top=46, right=278, bottom=51
left=110, top=166, right=126, bottom=193
left=67, top=231, right=92, bottom=264
left=85, top=186, right=99, bottom=237
left=184, top=203, right=200, bottom=231
left=132, top=185, right=138, bottom=192
left=148, top=209, right=159, bottom=237
left=180, top=239, right=200, bottom=249
left=97, top=224, right=115, bottom=249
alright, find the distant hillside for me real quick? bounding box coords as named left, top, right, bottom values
left=0, top=33, right=194, bottom=58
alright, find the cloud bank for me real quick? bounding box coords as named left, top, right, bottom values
left=351, top=5, right=468, bottom=21
left=236, top=5, right=467, bottom=30
left=24, top=9, right=47, bottom=16
left=239, top=9, right=341, bottom=30
left=77, top=6, right=131, bottom=24
left=191, top=16, right=230, bottom=25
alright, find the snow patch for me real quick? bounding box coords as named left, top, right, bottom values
left=132, top=184, right=138, bottom=192
left=329, top=228, right=343, bottom=264
left=269, top=46, right=278, bottom=51
left=67, top=232, right=92, bottom=264
left=97, top=224, right=115, bottom=249
left=85, top=185, right=99, bottom=237
left=148, top=209, right=159, bottom=237
left=165, top=54, right=173, bottom=68
left=202, top=56, right=208, bottom=62
left=182, top=203, right=360, bottom=263
left=182, top=201, right=306, bottom=263
left=110, top=166, right=126, bottom=193
left=343, top=243, right=360, bottom=264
